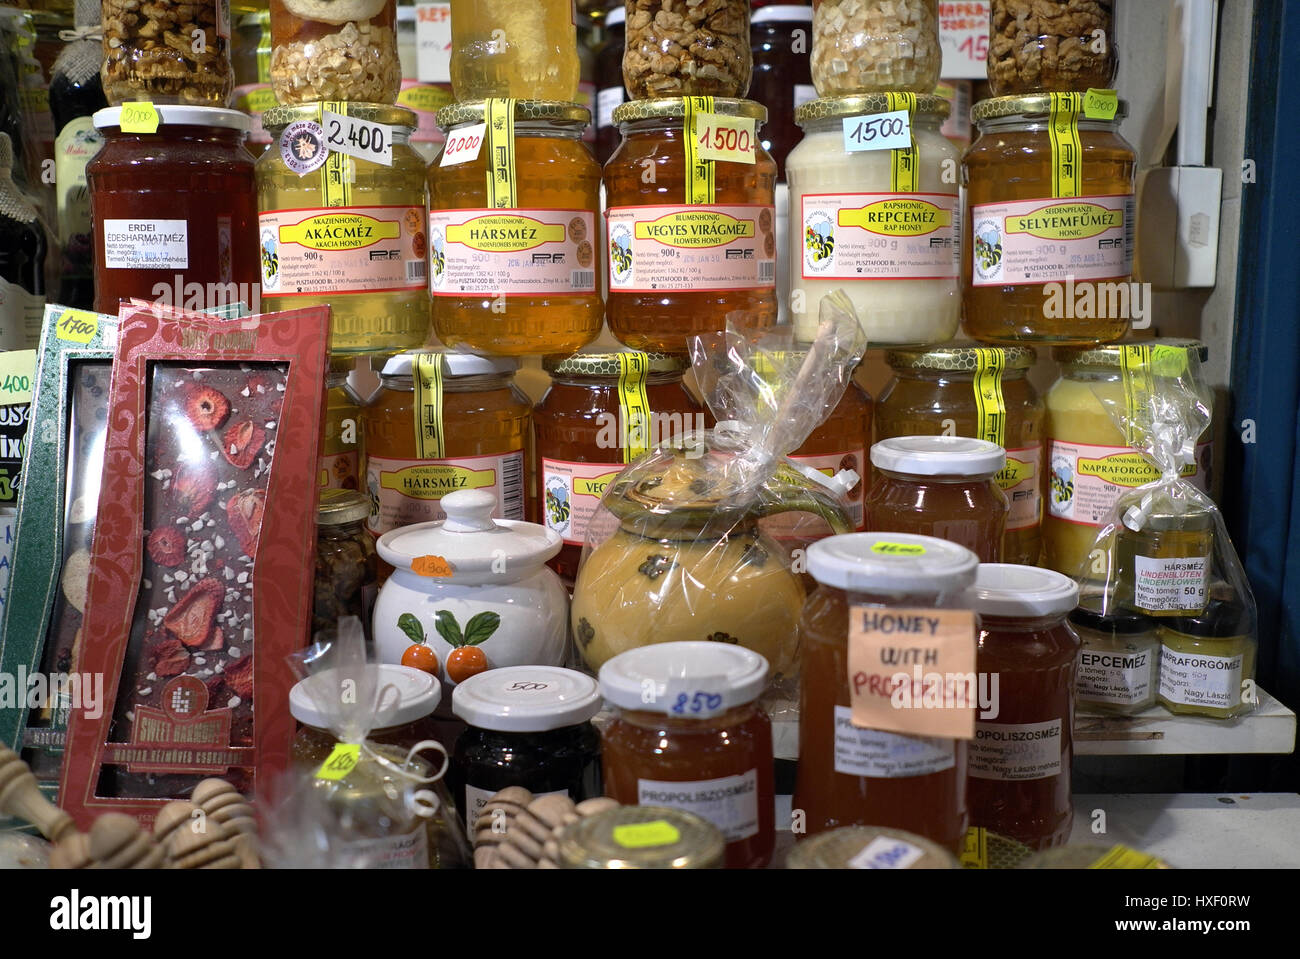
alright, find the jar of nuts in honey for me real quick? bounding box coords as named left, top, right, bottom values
left=322, top=358, right=364, bottom=491
left=269, top=0, right=400, bottom=105
left=428, top=99, right=603, bottom=357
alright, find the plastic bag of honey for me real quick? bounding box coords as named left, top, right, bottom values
left=569, top=291, right=868, bottom=685
left=1072, top=342, right=1259, bottom=719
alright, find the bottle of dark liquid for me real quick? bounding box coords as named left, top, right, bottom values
left=0, top=131, right=46, bottom=350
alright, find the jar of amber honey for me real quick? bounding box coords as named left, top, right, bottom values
left=964, top=95, right=1137, bottom=345
left=796, top=532, right=979, bottom=852
left=533, top=350, right=710, bottom=581
left=365, top=351, right=530, bottom=540
left=599, top=641, right=775, bottom=869
left=966, top=564, right=1080, bottom=851
left=866, top=436, right=1010, bottom=563
left=605, top=97, right=778, bottom=353
left=877, top=347, right=1043, bottom=565
left=428, top=99, right=602, bottom=357
left=322, top=358, right=364, bottom=491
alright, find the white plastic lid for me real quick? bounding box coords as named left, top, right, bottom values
left=968, top=564, right=1080, bottom=618
left=598, top=642, right=769, bottom=714
left=806, top=532, right=980, bottom=593
left=605, top=6, right=625, bottom=26
left=289, top=664, right=441, bottom=729
left=94, top=105, right=251, bottom=133
left=871, top=436, right=1006, bottom=477
left=751, top=5, right=814, bottom=23
left=379, top=350, right=519, bottom=379
left=451, top=666, right=602, bottom=732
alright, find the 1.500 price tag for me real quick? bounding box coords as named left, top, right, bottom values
left=843, top=109, right=912, bottom=153
left=322, top=110, right=393, bottom=166
left=440, top=121, right=486, bottom=167
left=694, top=112, right=756, bottom=165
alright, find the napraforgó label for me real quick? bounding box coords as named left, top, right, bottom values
left=260, top=205, right=428, bottom=295
left=1047, top=440, right=1210, bottom=527
left=802, top=192, right=959, bottom=280
left=429, top=208, right=596, bottom=296
left=607, top=204, right=776, bottom=292
left=971, top=194, right=1134, bottom=286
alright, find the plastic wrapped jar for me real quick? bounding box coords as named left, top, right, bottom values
left=1115, top=505, right=1215, bottom=619
left=964, top=95, right=1137, bottom=345
left=1071, top=606, right=1159, bottom=716
left=556, top=805, right=725, bottom=868
left=605, top=97, right=777, bottom=353
left=876, top=347, right=1043, bottom=566
left=751, top=5, right=816, bottom=178
left=313, top=489, right=378, bottom=639
left=599, top=642, right=776, bottom=869
left=448, top=0, right=581, bottom=102
left=364, top=352, right=531, bottom=538
left=322, top=358, right=364, bottom=491
left=428, top=100, right=603, bottom=357
left=1043, top=341, right=1212, bottom=580
left=257, top=103, right=429, bottom=355
left=966, top=564, right=1079, bottom=851
left=449, top=666, right=603, bottom=825
left=988, top=0, right=1117, bottom=96
left=866, top=436, right=1010, bottom=563
left=268, top=0, right=400, bottom=105
left=786, top=94, right=959, bottom=346
left=810, top=0, right=940, bottom=97
left=795, top=532, right=979, bottom=851
left=1157, top=598, right=1257, bottom=720
left=89, top=106, right=258, bottom=315
left=101, top=0, right=233, bottom=106
left=532, top=350, right=710, bottom=581
left=623, top=0, right=752, bottom=99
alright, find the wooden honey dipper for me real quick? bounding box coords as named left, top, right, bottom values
left=190, top=779, right=260, bottom=868
left=0, top=744, right=77, bottom=845
left=154, top=801, right=241, bottom=869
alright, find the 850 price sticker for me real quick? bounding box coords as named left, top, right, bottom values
left=842, top=109, right=913, bottom=153
left=322, top=110, right=394, bottom=166
left=694, top=112, right=756, bottom=165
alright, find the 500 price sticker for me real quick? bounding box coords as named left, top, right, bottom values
left=440, top=121, right=486, bottom=167
left=323, top=110, right=394, bottom=166
left=842, top=108, right=912, bottom=153
left=694, top=112, right=756, bottom=165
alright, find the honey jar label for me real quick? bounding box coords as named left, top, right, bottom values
left=365, top=451, right=525, bottom=534
left=800, top=193, right=959, bottom=281
left=637, top=771, right=759, bottom=843
left=999, top=445, right=1042, bottom=533
left=607, top=204, right=777, bottom=293
left=1047, top=440, right=1211, bottom=528
left=542, top=458, right=622, bottom=546
left=1133, top=554, right=1210, bottom=613
left=341, top=827, right=430, bottom=869
left=464, top=784, right=568, bottom=825
left=1078, top=648, right=1154, bottom=706
left=102, top=219, right=189, bottom=271
left=259, top=206, right=429, bottom=295
left=428, top=209, right=597, bottom=296
left=968, top=720, right=1064, bottom=781
left=319, top=449, right=361, bottom=490
left=832, top=707, right=956, bottom=778
left=1158, top=648, right=1244, bottom=710
left=969, top=194, right=1134, bottom=287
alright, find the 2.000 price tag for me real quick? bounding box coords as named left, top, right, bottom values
left=694, top=112, right=756, bottom=165
left=322, top=110, right=394, bottom=166
left=440, top=121, right=486, bottom=167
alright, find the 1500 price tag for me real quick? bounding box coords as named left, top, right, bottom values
left=322, top=110, right=393, bottom=166
left=440, top=121, right=486, bottom=167
left=694, top=113, right=756, bottom=165
left=843, top=109, right=912, bottom=153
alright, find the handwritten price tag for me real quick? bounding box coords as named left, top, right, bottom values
left=1084, top=88, right=1119, bottom=121
left=119, top=101, right=159, bottom=134
left=322, top=110, right=393, bottom=166
left=693, top=113, right=756, bottom=165
left=54, top=308, right=100, bottom=344
left=439, top=121, right=486, bottom=167
left=842, top=109, right=912, bottom=153
left=664, top=672, right=729, bottom=719
left=937, top=0, right=991, bottom=80
left=613, top=820, right=681, bottom=849
left=315, top=743, right=361, bottom=781
left=848, top=836, right=926, bottom=870
left=0, top=350, right=36, bottom=406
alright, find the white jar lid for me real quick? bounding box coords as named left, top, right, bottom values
left=290, top=663, right=441, bottom=729
left=94, top=105, right=251, bottom=133
left=968, top=564, right=1080, bottom=619
left=451, top=666, right=602, bottom=732
left=379, top=350, right=519, bottom=379
left=871, top=435, right=1006, bottom=477
left=605, top=5, right=625, bottom=26
left=807, top=532, right=979, bottom=593
left=598, top=642, right=769, bottom=714
left=752, top=5, right=813, bottom=23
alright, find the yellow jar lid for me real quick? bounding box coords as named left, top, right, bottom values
left=263, top=102, right=417, bottom=133
left=1053, top=338, right=1208, bottom=368
left=437, top=99, right=590, bottom=131
left=796, top=93, right=949, bottom=126
left=316, top=489, right=371, bottom=526
left=612, top=97, right=767, bottom=125
left=544, top=351, right=688, bottom=376
left=972, top=95, right=1130, bottom=123
left=886, top=345, right=1037, bottom=372
left=556, top=806, right=725, bottom=869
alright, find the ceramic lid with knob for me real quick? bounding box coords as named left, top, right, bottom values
left=598, top=642, right=769, bottom=715
left=289, top=663, right=441, bottom=730
left=376, top=488, right=562, bottom=584
left=451, top=666, right=602, bottom=732
left=871, top=435, right=1006, bottom=478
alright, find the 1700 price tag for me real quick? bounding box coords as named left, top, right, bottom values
left=843, top=109, right=912, bottom=153
left=322, top=110, right=393, bottom=166
left=693, top=112, right=756, bottom=165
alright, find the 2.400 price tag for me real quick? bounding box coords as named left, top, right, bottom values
left=322, top=110, right=393, bottom=166
left=694, top=112, right=756, bottom=165
left=842, top=109, right=912, bottom=153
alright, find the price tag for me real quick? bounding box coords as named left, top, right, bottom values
left=842, top=109, right=912, bottom=153
left=847, top=836, right=926, bottom=870
left=411, top=554, right=452, bottom=577
left=315, top=743, right=361, bottom=781
left=119, top=101, right=159, bottom=134
left=439, top=121, right=486, bottom=167
left=870, top=541, right=927, bottom=557
left=1084, top=88, right=1119, bottom=121
left=693, top=112, right=756, bottom=165
left=54, top=308, right=100, bottom=344
left=322, top=109, right=393, bottom=166
left=415, top=2, right=453, bottom=83
left=0, top=350, right=36, bottom=406
left=613, top=820, right=681, bottom=849
left=937, top=0, right=991, bottom=79
left=664, top=672, right=730, bottom=720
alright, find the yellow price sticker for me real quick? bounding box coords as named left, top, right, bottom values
left=694, top=112, right=756, bottom=165
left=119, top=101, right=160, bottom=134
left=612, top=820, right=681, bottom=849
left=54, top=308, right=100, bottom=344
left=870, top=541, right=927, bottom=556
left=1084, top=88, right=1119, bottom=121
left=315, top=743, right=361, bottom=781
left=0, top=350, right=36, bottom=406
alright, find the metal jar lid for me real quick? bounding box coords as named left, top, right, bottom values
left=886, top=345, right=1037, bottom=373
left=437, top=99, right=590, bottom=132
left=316, top=489, right=371, bottom=526
left=786, top=827, right=960, bottom=869
left=1053, top=338, right=1209, bottom=369
left=971, top=94, right=1130, bottom=124
left=544, top=350, right=688, bottom=377
left=613, top=97, right=767, bottom=126
left=556, top=806, right=725, bottom=869
left=263, top=102, right=417, bottom=134
left=796, top=93, right=949, bottom=126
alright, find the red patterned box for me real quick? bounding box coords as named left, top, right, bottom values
left=60, top=303, right=330, bottom=829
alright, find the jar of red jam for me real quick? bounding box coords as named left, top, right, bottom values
left=966, top=564, right=1080, bottom=850
left=598, top=641, right=776, bottom=869
left=533, top=350, right=710, bottom=581
left=867, top=436, right=1010, bottom=563
left=89, top=106, right=259, bottom=315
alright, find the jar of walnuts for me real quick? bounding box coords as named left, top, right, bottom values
left=101, top=0, right=235, bottom=106
left=623, top=0, right=753, bottom=99
left=988, top=0, right=1117, bottom=95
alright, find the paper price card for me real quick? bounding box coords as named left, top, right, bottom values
left=119, top=101, right=159, bottom=134
left=315, top=743, right=361, bottom=781
left=694, top=112, right=757, bottom=165
left=842, top=109, right=912, bottom=153
left=1084, top=88, right=1119, bottom=121
left=0, top=350, right=36, bottom=406
left=937, top=2, right=991, bottom=79
left=322, top=109, right=394, bottom=166
left=847, top=607, right=977, bottom=739
left=440, top=122, right=485, bottom=167
left=663, top=672, right=729, bottom=720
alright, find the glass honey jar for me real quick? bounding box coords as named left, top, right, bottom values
left=1115, top=503, right=1215, bottom=619
left=269, top=0, right=400, bottom=106
left=428, top=99, right=603, bottom=357
left=876, top=347, right=1043, bottom=565
left=785, top=826, right=960, bottom=869
left=322, top=357, right=364, bottom=491
left=556, top=805, right=725, bottom=869
left=1157, top=597, right=1257, bottom=720
left=605, top=97, right=778, bottom=353
left=1071, top=605, right=1159, bottom=716
left=598, top=641, right=775, bottom=869
left=313, top=489, right=379, bottom=641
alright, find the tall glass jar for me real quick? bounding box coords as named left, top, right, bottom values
left=796, top=532, right=979, bottom=852
left=605, top=97, right=777, bottom=353
left=257, top=103, right=429, bottom=355
left=322, top=358, right=364, bottom=491
left=313, top=489, right=379, bottom=639
left=428, top=100, right=603, bottom=357
left=876, top=347, right=1044, bottom=566
left=750, top=5, right=815, bottom=179
left=269, top=0, right=399, bottom=105
left=988, top=0, right=1118, bottom=96
left=966, top=564, right=1080, bottom=851
left=786, top=95, right=959, bottom=347
left=623, top=0, right=752, bottom=99
left=101, top=0, right=234, bottom=106
left=449, top=0, right=580, bottom=102
left=810, top=0, right=940, bottom=97
left=964, top=95, right=1137, bottom=344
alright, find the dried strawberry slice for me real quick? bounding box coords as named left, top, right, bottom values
left=148, top=638, right=191, bottom=678
left=172, top=464, right=216, bottom=516
left=163, top=577, right=224, bottom=647
left=226, top=489, right=265, bottom=557
left=221, top=420, right=265, bottom=470
left=184, top=385, right=231, bottom=433
left=224, top=656, right=253, bottom=699
left=198, top=625, right=226, bottom=652
left=146, top=525, right=187, bottom=567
